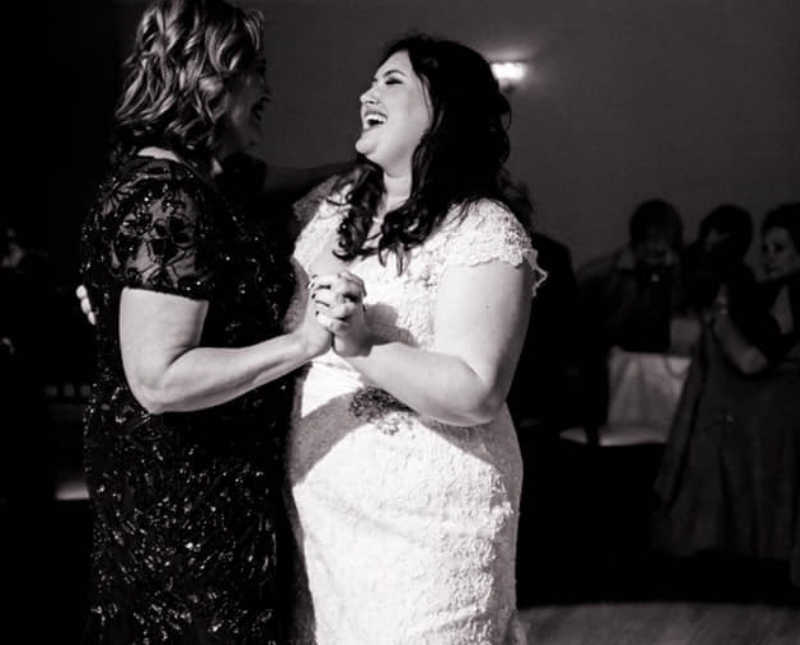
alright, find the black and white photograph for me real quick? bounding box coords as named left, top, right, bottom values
left=5, top=0, right=799, bottom=642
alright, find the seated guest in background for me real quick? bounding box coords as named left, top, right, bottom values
left=684, top=203, right=756, bottom=317
left=575, top=198, right=687, bottom=426
left=653, top=202, right=800, bottom=588
left=578, top=198, right=686, bottom=352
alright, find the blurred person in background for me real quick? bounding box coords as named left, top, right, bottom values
left=684, top=203, right=756, bottom=320
left=654, top=202, right=800, bottom=589
left=575, top=199, right=688, bottom=428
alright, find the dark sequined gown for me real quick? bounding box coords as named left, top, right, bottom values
left=79, top=152, right=296, bottom=644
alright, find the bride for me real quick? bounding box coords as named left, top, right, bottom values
left=287, top=35, right=544, bottom=644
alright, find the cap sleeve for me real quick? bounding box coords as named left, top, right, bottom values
left=112, top=178, right=217, bottom=299
left=441, top=200, right=547, bottom=295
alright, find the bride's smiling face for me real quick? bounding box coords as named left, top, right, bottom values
left=355, top=50, right=432, bottom=176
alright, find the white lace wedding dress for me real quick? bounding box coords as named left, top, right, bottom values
left=284, top=179, right=544, bottom=645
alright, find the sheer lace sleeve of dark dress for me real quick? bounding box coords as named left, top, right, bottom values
left=79, top=154, right=296, bottom=643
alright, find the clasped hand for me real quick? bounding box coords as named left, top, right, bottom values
left=310, top=270, right=371, bottom=357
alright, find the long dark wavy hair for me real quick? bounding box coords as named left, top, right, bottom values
left=113, top=0, right=264, bottom=161
left=334, top=34, right=532, bottom=273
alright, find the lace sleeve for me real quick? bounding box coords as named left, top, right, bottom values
left=112, top=179, right=217, bottom=299
left=442, top=200, right=547, bottom=295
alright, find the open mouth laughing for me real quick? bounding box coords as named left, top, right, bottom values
left=362, top=108, right=387, bottom=131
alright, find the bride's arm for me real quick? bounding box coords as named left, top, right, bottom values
left=314, top=260, right=533, bottom=426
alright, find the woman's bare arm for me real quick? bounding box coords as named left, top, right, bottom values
left=120, top=287, right=329, bottom=414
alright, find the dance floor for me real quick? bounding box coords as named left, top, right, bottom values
left=44, top=498, right=799, bottom=645
left=520, top=602, right=800, bottom=644
left=24, top=428, right=800, bottom=643
left=37, top=497, right=800, bottom=645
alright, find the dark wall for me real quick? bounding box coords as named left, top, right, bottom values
left=46, top=0, right=119, bottom=281
left=47, top=0, right=800, bottom=274
left=255, top=0, right=800, bottom=267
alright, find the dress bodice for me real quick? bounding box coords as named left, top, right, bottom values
left=286, top=178, right=545, bottom=381
left=285, top=179, right=542, bottom=645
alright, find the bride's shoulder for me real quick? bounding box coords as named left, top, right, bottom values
left=434, top=199, right=546, bottom=292
left=438, top=198, right=528, bottom=241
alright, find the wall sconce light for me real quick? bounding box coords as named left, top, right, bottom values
left=490, top=61, right=527, bottom=92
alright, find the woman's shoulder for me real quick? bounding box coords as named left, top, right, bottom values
left=90, top=154, right=220, bottom=241
left=97, top=154, right=215, bottom=219
left=434, top=198, right=546, bottom=290
left=441, top=198, right=526, bottom=235
left=102, top=144, right=204, bottom=190
left=438, top=198, right=531, bottom=250
left=120, top=155, right=209, bottom=192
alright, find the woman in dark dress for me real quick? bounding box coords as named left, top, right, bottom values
left=79, top=1, right=330, bottom=641
left=653, top=203, right=800, bottom=587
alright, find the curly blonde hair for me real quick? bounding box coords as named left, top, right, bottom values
left=115, top=0, right=264, bottom=157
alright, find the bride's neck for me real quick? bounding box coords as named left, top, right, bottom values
left=380, top=171, right=412, bottom=215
